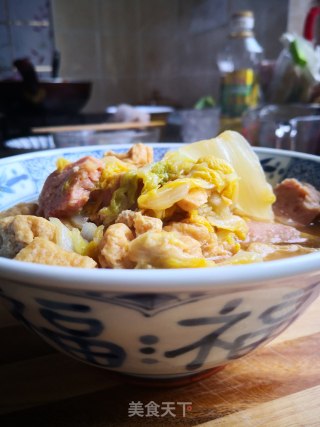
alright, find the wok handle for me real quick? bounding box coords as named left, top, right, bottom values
left=51, top=50, right=60, bottom=79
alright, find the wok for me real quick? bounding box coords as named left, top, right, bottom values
left=0, top=78, right=92, bottom=114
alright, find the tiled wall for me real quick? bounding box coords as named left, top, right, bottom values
left=0, top=0, right=54, bottom=78
left=287, top=0, right=312, bottom=35
left=52, top=0, right=290, bottom=112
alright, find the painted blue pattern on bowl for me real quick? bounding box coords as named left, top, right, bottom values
left=0, top=162, right=37, bottom=207
left=1, top=279, right=318, bottom=375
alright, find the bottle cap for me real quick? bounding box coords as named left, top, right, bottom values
left=231, top=10, right=255, bottom=36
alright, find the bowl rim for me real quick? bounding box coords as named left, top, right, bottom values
left=1, top=144, right=320, bottom=293
left=1, top=141, right=319, bottom=164
left=1, top=252, right=320, bottom=293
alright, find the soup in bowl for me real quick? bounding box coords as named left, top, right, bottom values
left=0, top=132, right=320, bottom=385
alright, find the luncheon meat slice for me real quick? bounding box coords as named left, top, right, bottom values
left=244, top=220, right=305, bottom=245
left=37, top=156, right=103, bottom=218
left=273, top=178, right=320, bottom=226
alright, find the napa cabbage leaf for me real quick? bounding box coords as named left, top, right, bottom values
left=175, top=131, right=275, bottom=221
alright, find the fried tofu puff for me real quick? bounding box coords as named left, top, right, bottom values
left=0, top=215, right=56, bottom=258
left=15, top=237, right=97, bottom=268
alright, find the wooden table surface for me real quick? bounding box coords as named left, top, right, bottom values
left=0, top=295, right=320, bottom=427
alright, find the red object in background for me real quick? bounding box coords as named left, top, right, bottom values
left=303, top=6, right=320, bottom=41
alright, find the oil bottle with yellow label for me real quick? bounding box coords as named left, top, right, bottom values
left=217, top=11, right=263, bottom=134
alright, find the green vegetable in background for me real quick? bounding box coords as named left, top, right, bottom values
left=194, top=96, right=216, bottom=110
left=289, top=39, right=307, bottom=67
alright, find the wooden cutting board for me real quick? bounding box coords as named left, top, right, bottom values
left=0, top=296, right=319, bottom=426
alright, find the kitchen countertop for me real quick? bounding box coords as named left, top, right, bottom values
left=0, top=296, right=319, bottom=426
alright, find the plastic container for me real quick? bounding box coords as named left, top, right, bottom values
left=176, top=108, right=220, bottom=142
left=53, top=129, right=160, bottom=148
left=53, top=131, right=95, bottom=147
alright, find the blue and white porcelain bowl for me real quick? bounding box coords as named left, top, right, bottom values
left=1, top=144, right=320, bottom=386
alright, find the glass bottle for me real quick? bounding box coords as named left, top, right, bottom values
left=217, top=11, right=264, bottom=122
